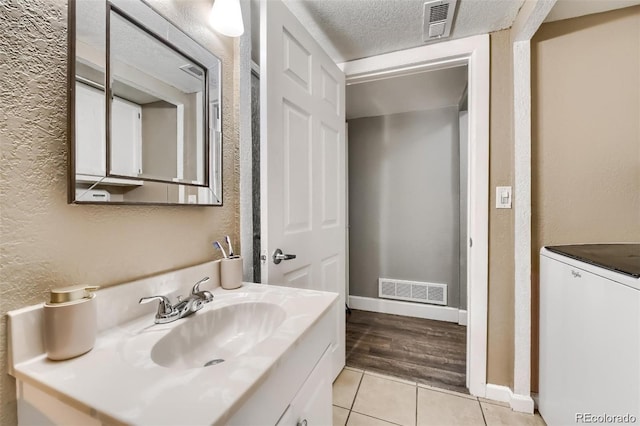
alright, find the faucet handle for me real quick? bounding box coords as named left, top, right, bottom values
left=191, top=276, right=214, bottom=302
left=139, top=295, right=174, bottom=316
left=192, top=276, right=210, bottom=293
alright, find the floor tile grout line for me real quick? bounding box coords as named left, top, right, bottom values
left=418, top=384, right=477, bottom=402
left=478, top=397, right=510, bottom=408
left=349, top=409, right=405, bottom=426
left=351, top=362, right=468, bottom=391
left=363, top=369, right=418, bottom=387
left=345, top=370, right=365, bottom=425
left=350, top=371, right=365, bottom=411
left=478, top=399, right=488, bottom=426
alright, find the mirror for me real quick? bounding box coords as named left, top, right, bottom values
left=70, top=0, right=222, bottom=205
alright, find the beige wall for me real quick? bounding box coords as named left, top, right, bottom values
left=487, top=29, right=516, bottom=388
left=531, top=6, right=640, bottom=391
left=0, top=0, right=239, bottom=424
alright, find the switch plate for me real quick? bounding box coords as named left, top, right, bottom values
left=496, top=186, right=512, bottom=209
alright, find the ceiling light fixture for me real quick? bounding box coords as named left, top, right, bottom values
left=209, top=0, right=245, bottom=37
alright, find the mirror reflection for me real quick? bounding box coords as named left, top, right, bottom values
left=72, top=0, right=222, bottom=205
left=109, top=9, right=207, bottom=185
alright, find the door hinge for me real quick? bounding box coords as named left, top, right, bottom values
left=469, top=238, right=473, bottom=248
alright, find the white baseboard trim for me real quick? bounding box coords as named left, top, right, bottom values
left=348, top=296, right=462, bottom=323
left=458, top=309, right=468, bottom=326
left=485, top=384, right=534, bottom=414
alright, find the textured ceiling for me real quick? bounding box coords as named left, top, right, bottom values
left=76, top=0, right=220, bottom=99
left=347, top=65, right=467, bottom=119
left=110, top=12, right=205, bottom=94
left=281, top=0, right=526, bottom=63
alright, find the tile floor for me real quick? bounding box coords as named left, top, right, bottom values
left=332, top=367, right=547, bottom=426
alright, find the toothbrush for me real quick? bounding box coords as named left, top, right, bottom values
left=225, top=235, right=234, bottom=257
left=213, top=241, right=228, bottom=259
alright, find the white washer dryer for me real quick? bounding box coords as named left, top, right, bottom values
left=539, top=244, right=640, bottom=426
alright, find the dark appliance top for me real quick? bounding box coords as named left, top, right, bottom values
left=546, top=244, right=640, bottom=278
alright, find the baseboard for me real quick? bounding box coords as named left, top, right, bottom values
left=485, top=384, right=534, bottom=414
left=348, top=296, right=462, bottom=323
left=531, top=392, right=539, bottom=408
left=511, top=393, right=535, bottom=413
left=458, top=309, right=467, bottom=326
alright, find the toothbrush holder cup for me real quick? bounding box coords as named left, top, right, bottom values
left=220, top=256, right=243, bottom=290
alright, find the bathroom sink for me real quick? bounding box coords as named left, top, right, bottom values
left=8, top=273, right=339, bottom=425
left=150, top=302, right=286, bottom=369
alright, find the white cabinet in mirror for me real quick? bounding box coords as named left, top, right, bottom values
left=70, top=0, right=223, bottom=205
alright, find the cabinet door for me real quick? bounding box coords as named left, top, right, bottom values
left=110, top=97, right=142, bottom=177
left=75, top=82, right=106, bottom=176
left=277, top=349, right=332, bottom=426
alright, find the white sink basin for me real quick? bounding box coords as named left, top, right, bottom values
left=150, top=302, right=287, bottom=369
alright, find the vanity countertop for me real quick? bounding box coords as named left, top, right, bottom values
left=8, top=282, right=338, bottom=425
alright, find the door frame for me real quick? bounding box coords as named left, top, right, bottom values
left=339, top=34, right=490, bottom=397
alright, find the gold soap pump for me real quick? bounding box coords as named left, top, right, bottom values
left=43, top=285, right=99, bottom=361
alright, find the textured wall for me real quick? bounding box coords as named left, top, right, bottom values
left=531, top=6, right=640, bottom=391
left=487, top=29, right=515, bottom=388
left=0, top=0, right=239, bottom=423
left=348, top=108, right=462, bottom=307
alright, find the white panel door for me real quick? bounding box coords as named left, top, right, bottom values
left=261, top=0, right=346, bottom=380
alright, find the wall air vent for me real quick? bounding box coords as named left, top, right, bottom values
left=379, top=278, right=447, bottom=306
left=423, top=0, right=458, bottom=42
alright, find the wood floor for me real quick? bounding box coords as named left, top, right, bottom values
left=345, top=309, right=467, bottom=394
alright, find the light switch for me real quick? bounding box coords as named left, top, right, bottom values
left=496, top=186, right=512, bottom=209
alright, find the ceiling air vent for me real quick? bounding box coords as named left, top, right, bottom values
left=179, top=64, right=205, bottom=80
left=423, top=0, right=458, bottom=42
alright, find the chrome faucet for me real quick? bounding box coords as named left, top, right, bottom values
left=139, top=277, right=214, bottom=324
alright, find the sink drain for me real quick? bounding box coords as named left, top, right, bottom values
left=204, top=359, right=225, bottom=367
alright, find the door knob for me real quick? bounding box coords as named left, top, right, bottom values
left=273, top=248, right=297, bottom=264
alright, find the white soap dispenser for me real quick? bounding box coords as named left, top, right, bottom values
left=43, top=285, right=99, bottom=361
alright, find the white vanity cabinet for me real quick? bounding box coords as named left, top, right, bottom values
left=276, top=349, right=332, bottom=426
left=226, top=308, right=334, bottom=426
